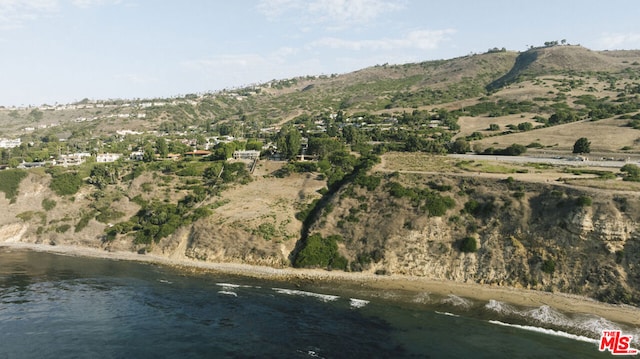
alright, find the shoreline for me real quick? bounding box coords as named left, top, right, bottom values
left=2, top=241, right=639, bottom=328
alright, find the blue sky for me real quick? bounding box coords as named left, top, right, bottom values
left=1, top=0, right=639, bottom=106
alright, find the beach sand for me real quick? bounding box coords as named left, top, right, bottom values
left=2, top=241, right=639, bottom=327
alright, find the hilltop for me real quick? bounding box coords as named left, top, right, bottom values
left=2, top=44, right=640, bottom=308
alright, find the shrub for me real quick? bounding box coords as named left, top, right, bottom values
left=0, top=169, right=28, bottom=203
left=256, top=223, right=277, bottom=241
left=56, top=224, right=71, bottom=233
left=621, top=164, right=640, bottom=181
left=423, top=193, right=455, bottom=217
left=42, top=198, right=57, bottom=211
left=460, top=237, right=478, bottom=253
left=542, top=259, right=556, bottom=274
left=294, top=233, right=347, bottom=270
left=50, top=172, right=83, bottom=196
left=354, top=174, right=381, bottom=191
left=75, top=211, right=95, bottom=232
left=95, top=207, right=125, bottom=223
left=513, top=191, right=525, bottom=199
left=576, top=195, right=592, bottom=207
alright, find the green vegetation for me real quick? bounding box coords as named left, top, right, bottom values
left=572, top=137, right=591, bottom=154
left=0, top=169, right=27, bottom=203
left=56, top=224, right=71, bottom=233
left=480, top=144, right=527, bottom=156
left=620, top=164, right=640, bottom=181
left=49, top=171, right=83, bottom=196
left=42, top=198, right=56, bottom=211
left=575, top=195, right=592, bottom=207
left=542, top=259, right=556, bottom=274
left=385, top=181, right=455, bottom=216
left=459, top=237, right=478, bottom=253
left=75, top=211, right=95, bottom=233
left=294, top=233, right=347, bottom=270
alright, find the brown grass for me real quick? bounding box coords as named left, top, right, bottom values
left=472, top=118, right=640, bottom=152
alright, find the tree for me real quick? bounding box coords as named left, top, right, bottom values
left=449, top=138, right=470, bottom=154
left=573, top=137, right=591, bottom=154
left=517, top=122, right=533, bottom=131
left=460, top=237, right=478, bottom=253
left=276, top=125, right=302, bottom=160
left=155, top=138, right=168, bottom=158
left=28, top=109, right=43, bottom=122
left=142, top=144, right=155, bottom=162
left=620, top=164, right=640, bottom=181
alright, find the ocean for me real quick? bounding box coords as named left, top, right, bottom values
left=0, top=247, right=635, bottom=358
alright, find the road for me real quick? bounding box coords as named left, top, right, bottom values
left=448, top=154, right=636, bottom=168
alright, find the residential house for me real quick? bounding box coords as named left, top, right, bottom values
left=129, top=150, right=144, bottom=161
left=57, top=152, right=91, bottom=167
left=0, top=138, right=21, bottom=149
left=97, top=153, right=122, bottom=163
left=232, top=150, right=260, bottom=160
left=184, top=150, right=211, bottom=157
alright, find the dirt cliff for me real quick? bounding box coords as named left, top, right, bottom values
left=2, top=167, right=639, bottom=305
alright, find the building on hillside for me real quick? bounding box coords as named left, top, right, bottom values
left=17, top=161, right=45, bottom=169
left=0, top=138, right=21, bottom=149
left=184, top=150, right=211, bottom=157
left=232, top=150, right=260, bottom=160
left=97, top=153, right=122, bottom=163
left=56, top=152, right=91, bottom=167
left=129, top=150, right=144, bottom=161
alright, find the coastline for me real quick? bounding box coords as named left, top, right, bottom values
left=2, top=241, right=639, bottom=328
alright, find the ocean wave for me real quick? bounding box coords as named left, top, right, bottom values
left=441, top=294, right=472, bottom=309
left=272, top=288, right=339, bottom=302
left=485, top=300, right=640, bottom=346
left=216, top=283, right=251, bottom=289
left=524, top=305, right=569, bottom=327
left=217, top=291, right=238, bottom=297
left=574, top=316, right=640, bottom=347
left=411, top=292, right=431, bottom=304
left=349, top=298, right=369, bottom=309
left=488, top=320, right=598, bottom=344
left=485, top=299, right=517, bottom=315
left=435, top=311, right=460, bottom=317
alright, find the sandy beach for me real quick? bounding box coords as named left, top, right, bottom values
left=2, top=241, right=639, bottom=328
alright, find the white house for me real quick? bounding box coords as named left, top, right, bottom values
left=129, top=151, right=144, bottom=161
left=0, top=138, right=21, bottom=149
left=232, top=150, right=260, bottom=160
left=97, top=153, right=122, bottom=163
left=56, top=152, right=91, bottom=166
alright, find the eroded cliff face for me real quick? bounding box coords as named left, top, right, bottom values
left=2, top=171, right=639, bottom=304
left=307, top=174, right=640, bottom=304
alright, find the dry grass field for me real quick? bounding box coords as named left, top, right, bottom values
left=471, top=118, right=640, bottom=152
left=375, top=152, right=640, bottom=192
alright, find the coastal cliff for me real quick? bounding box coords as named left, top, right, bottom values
left=1, top=165, right=639, bottom=306
left=305, top=173, right=640, bottom=304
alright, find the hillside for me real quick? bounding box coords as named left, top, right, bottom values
left=2, top=44, right=640, bottom=306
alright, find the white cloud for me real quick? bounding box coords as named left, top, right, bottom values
left=596, top=32, right=640, bottom=50
left=311, top=29, right=456, bottom=51
left=182, top=48, right=322, bottom=88
left=308, top=0, right=405, bottom=24
left=0, top=0, right=58, bottom=29
left=258, top=0, right=405, bottom=29
left=71, top=0, right=122, bottom=8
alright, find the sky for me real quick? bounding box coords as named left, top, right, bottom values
left=1, top=0, right=639, bottom=107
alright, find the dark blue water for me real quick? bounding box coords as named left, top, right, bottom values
left=0, top=248, right=629, bottom=358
